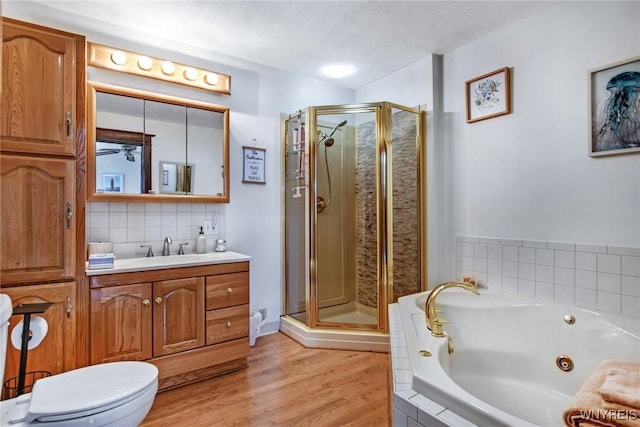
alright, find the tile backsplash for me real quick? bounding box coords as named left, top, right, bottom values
left=455, top=236, right=640, bottom=318
left=87, top=202, right=225, bottom=258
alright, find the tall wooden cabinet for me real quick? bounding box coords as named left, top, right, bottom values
left=0, top=17, right=86, bottom=392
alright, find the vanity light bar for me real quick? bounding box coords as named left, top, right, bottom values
left=88, top=42, right=231, bottom=95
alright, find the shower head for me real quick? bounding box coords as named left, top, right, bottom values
left=328, top=120, right=348, bottom=138
left=318, top=120, right=348, bottom=146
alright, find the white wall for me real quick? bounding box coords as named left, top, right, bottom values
left=444, top=1, right=640, bottom=248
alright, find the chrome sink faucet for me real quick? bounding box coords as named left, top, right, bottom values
left=425, top=281, right=479, bottom=337
left=162, top=236, right=172, bottom=256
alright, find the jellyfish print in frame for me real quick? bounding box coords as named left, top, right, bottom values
left=590, top=56, right=640, bottom=157
left=466, top=67, right=511, bottom=123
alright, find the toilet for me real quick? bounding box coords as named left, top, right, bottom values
left=0, top=294, right=158, bottom=426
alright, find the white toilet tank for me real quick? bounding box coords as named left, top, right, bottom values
left=0, top=293, right=13, bottom=381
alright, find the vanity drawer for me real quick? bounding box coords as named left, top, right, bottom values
left=206, top=272, right=249, bottom=310
left=206, top=304, right=249, bottom=345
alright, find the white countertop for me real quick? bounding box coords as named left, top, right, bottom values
left=85, top=251, right=251, bottom=276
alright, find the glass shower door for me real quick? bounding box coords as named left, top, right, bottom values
left=284, top=111, right=308, bottom=323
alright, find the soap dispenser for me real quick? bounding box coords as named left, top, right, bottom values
left=196, top=227, right=207, bottom=254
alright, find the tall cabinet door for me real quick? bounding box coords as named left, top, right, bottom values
left=1, top=18, right=78, bottom=157
left=0, top=155, right=75, bottom=284
left=90, top=283, right=153, bottom=364
left=153, top=277, right=205, bottom=357
left=1, top=282, right=76, bottom=387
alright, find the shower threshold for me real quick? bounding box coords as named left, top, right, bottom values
left=280, top=315, right=389, bottom=353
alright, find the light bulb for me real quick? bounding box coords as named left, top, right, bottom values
left=138, top=56, right=152, bottom=71
left=110, top=51, right=127, bottom=66
left=184, top=68, right=198, bottom=81
left=161, top=61, right=175, bottom=75
left=205, top=73, right=219, bottom=86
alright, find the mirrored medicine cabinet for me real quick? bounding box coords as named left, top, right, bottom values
left=87, top=82, right=230, bottom=203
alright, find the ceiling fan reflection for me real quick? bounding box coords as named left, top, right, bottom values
left=96, top=145, right=140, bottom=162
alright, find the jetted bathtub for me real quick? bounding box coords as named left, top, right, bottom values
left=395, top=290, right=640, bottom=427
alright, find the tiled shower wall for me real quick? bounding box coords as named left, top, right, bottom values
left=87, top=202, right=225, bottom=258
left=356, top=109, right=420, bottom=308
left=455, top=236, right=640, bottom=318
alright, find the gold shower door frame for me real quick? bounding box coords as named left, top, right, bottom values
left=282, top=102, right=426, bottom=333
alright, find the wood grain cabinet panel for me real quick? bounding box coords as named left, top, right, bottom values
left=0, top=155, right=75, bottom=285
left=90, top=283, right=152, bottom=364
left=206, top=272, right=249, bottom=310
left=1, top=18, right=81, bottom=157
left=153, top=277, right=205, bottom=357
left=1, top=282, right=76, bottom=389
left=206, top=305, right=249, bottom=346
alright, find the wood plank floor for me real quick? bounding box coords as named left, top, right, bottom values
left=140, top=332, right=390, bottom=427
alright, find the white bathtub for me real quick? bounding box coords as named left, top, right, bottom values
left=393, top=290, right=640, bottom=427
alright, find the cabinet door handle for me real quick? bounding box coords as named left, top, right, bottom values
left=226, top=287, right=233, bottom=294
left=155, top=297, right=163, bottom=304
left=66, top=202, right=72, bottom=229
left=142, top=298, right=150, bottom=306
left=65, top=109, right=72, bottom=136
left=64, top=108, right=71, bottom=136
left=66, top=296, right=72, bottom=321
left=225, top=321, right=232, bottom=328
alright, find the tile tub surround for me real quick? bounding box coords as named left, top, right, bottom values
left=455, top=236, right=640, bottom=318
left=87, top=202, right=225, bottom=258
left=389, top=304, right=477, bottom=427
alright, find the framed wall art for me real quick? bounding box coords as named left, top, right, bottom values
left=589, top=56, right=640, bottom=157
left=102, top=173, right=123, bottom=193
left=466, top=67, right=511, bottom=123
left=242, top=146, right=266, bottom=184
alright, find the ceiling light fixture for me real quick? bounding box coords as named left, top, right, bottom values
left=321, top=63, right=354, bottom=79
left=88, top=42, right=231, bottom=94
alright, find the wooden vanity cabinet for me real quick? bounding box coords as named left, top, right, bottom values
left=89, top=262, right=249, bottom=390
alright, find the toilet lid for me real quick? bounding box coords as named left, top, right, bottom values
left=27, top=361, right=158, bottom=422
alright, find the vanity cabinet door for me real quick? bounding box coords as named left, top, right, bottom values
left=1, top=282, right=76, bottom=393
left=90, top=283, right=152, bottom=364
left=0, top=155, right=75, bottom=285
left=1, top=18, right=83, bottom=157
left=153, top=277, right=205, bottom=357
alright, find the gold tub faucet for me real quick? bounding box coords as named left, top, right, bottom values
left=425, top=281, right=479, bottom=337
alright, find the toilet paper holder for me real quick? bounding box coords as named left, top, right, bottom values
left=10, top=303, right=53, bottom=397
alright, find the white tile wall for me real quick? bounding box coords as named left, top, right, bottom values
left=456, top=236, right=640, bottom=318
left=87, top=202, right=225, bottom=258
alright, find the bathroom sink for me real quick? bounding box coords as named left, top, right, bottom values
left=86, top=251, right=251, bottom=275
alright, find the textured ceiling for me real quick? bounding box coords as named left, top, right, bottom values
left=7, top=0, right=559, bottom=89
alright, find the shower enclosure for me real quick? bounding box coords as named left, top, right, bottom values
left=281, top=102, right=426, bottom=350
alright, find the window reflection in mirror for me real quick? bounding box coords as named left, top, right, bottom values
left=160, top=161, right=195, bottom=194
left=88, top=82, right=230, bottom=203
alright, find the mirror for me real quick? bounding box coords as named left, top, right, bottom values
left=88, top=82, right=230, bottom=202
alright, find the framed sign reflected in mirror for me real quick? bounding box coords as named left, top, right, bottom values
left=160, top=161, right=195, bottom=194
left=101, top=173, right=124, bottom=193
